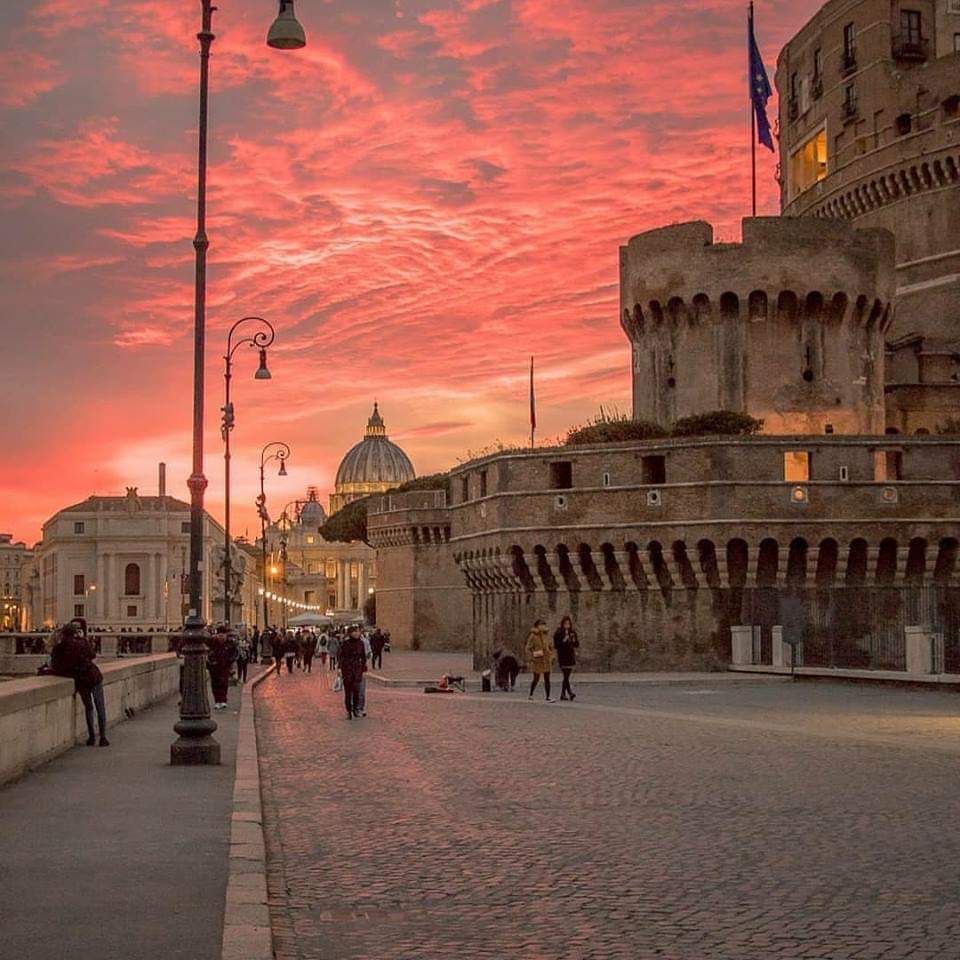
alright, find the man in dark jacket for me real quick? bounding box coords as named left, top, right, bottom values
left=51, top=619, right=109, bottom=746
left=370, top=629, right=386, bottom=670
left=338, top=626, right=367, bottom=719
left=492, top=649, right=520, bottom=692
left=270, top=628, right=284, bottom=675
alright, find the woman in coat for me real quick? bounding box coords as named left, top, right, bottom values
left=524, top=619, right=554, bottom=701
left=553, top=615, right=580, bottom=701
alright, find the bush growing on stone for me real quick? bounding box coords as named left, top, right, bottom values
left=935, top=418, right=960, bottom=435
left=670, top=411, right=763, bottom=437
left=565, top=409, right=667, bottom=446
left=321, top=472, right=452, bottom=544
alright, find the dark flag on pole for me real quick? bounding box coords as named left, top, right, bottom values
left=748, top=3, right=774, bottom=151
left=529, top=356, right=536, bottom=448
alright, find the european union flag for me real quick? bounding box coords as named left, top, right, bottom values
left=749, top=8, right=774, bottom=151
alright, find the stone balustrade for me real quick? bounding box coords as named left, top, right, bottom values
left=0, top=653, right=181, bottom=784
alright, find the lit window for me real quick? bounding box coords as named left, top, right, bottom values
left=306, top=535, right=315, bottom=544
left=783, top=451, right=810, bottom=482
left=789, top=129, right=827, bottom=198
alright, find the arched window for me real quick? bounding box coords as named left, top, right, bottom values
left=124, top=563, right=141, bottom=596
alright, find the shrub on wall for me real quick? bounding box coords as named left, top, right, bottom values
left=320, top=472, right=452, bottom=545
left=565, top=408, right=667, bottom=446
left=935, top=418, right=960, bottom=435
left=671, top=411, right=764, bottom=437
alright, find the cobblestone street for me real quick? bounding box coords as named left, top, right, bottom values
left=255, top=673, right=960, bottom=960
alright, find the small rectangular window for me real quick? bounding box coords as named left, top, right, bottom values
left=602, top=472, right=611, bottom=487
left=127, top=604, right=137, bottom=618
left=549, top=462, right=573, bottom=490
left=479, top=470, right=488, bottom=497
left=641, top=455, right=666, bottom=485
left=900, top=9, right=921, bottom=45
left=181, top=521, right=191, bottom=533
left=74, top=522, right=84, bottom=534
left=839, top=465, right=850, bottom=482
left=843, top=22, right=855, bottom=55
left=74, top=604, right=85, bottom=618
left=812, top=48, right=822, bottom=79
left=886, top=450, right=903, bottom=481
left=461, top=477, right=470, bottom=502
left=306, top=535, right=315, bottom=544
left=783, top=451, right=810, bottom=482
left=73, top=574, right=85, bottom=595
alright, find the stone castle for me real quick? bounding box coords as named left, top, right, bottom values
left=367, top=0, right=960, bottom=670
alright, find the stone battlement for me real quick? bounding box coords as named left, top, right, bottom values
left=620, top=217, right=895, bottom=434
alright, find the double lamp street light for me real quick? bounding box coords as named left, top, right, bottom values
left=171, top=0, right=307, bottom=767
left=257, top=442, right=292, bottom=635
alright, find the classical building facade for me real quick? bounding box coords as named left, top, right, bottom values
left=775, top=0, right=960, bottom=432
left=261, top=487, right=377, bottom=621
left=1, top=534, right=31, bottom=631
left=23, top=471, right=253, bottom=630
left=329, top=404, right=415, bottom=515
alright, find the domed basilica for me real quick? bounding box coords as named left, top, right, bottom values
left=330, top=403, right=415, bottom=514
left=259, top=404, right=415, bottom=620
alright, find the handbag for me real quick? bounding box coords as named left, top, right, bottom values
left=333, top=674, right=343, bottom=693
left=531, top=648, right=544, bottom=657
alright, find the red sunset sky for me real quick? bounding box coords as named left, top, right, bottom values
left=0, top=0, right=811, bottom=544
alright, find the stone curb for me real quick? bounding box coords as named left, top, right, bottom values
left=365, top=672, right=788, bottom=690
left=221, top=665, right=273, bottom=960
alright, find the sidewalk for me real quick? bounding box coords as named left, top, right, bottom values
left=0, top=693, right=240, bottom=960
left=367, top=651, right=786, bottom=689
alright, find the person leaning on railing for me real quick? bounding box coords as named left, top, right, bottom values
left=49, top=618, right=109, bottom=748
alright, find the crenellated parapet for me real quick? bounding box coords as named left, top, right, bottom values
left=620, top=217, right=895, bottom=434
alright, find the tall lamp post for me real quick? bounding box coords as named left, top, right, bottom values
left=172, top=0, right=306, bottom=766
left=277, top=500, right=302, bottom=629
left=222, top=317, right=275, bottom=626
left=257, top=442, right=291, bottom=631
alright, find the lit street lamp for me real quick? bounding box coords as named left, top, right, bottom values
left=172, top=0, right=306, bottom=767
left=221, top=316, right=275, bottom=626
left=257, top=442, right=291, bottom=631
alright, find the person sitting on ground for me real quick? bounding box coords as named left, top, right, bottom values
left=493, top=649, right=521, bottom=692
left=50, top=618, right=109, bottom=747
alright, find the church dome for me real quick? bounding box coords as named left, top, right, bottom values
left=335, top=403, right=415, bottom=488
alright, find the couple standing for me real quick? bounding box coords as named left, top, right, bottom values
left=523, top=616, right=579, bottom=702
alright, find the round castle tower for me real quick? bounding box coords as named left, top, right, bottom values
left=620, top=217, right=895, bottom=435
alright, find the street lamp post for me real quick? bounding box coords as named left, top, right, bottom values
left=222, top=317, right=275, bottom=626
left=257, top=442, right=291, bottom=631
left=277, top=500, right=301, bottom=629
left=172, top=0, right=306, bottom=767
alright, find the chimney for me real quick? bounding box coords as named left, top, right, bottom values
left=159, top=462, right=166, bottom=498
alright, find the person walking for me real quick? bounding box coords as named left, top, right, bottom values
left=524, top=619, right=554, bottom=702
left=553, top=616, right=580, bottom=701
left=250, top=626, right=260, bottom=663
left=270, top=628, right=285, bottom=676
left=50, top=618, right=109, bottom=746
left=370, top=629, right=386, bottom=670
left=207, top=627, right=237, bottom=710
left=302, top=630, right=315, bottom=674
left=338, top=625, right=367, bottom=719
left=328, top=631, right=341, bottom=672
left=284, top=631, right=297, bottom=675
left=356, top=630, right=372, bottom=716
left=236, top=634, right=251, bottom=684
left=315, top=632, right=330, bottom=689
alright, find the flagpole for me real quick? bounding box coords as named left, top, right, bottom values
left=749, top=1, right=757, bottom=217
left=529, top=356, right=536, bottom=450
